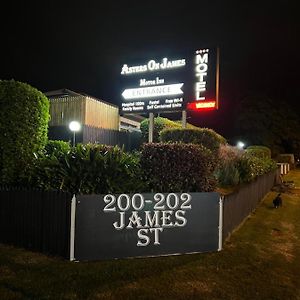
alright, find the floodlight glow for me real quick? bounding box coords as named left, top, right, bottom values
left=237, top=141, right=245, bottom=149
left=69, top=121, right=81, bottom=132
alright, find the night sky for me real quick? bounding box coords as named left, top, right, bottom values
left=1, top=1, right=299, bottom=137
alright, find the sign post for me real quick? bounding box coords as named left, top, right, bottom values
left=148, top=112, right=154, bottom=143
left=182, top=110, right=187, bottom=128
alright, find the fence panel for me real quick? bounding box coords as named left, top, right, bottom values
left=0, top=189, right=72, bottom=258
left=222, top=171, right=277, bottom=241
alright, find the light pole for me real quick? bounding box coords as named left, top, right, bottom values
left=69, top=121, right=81, bottom=146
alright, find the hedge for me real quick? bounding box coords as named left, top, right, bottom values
left=141, top=143, right=216, bottom=192
left=0, top=80, right=50, bottom=184
left=140, top=117, right=181, bottom=143
left=160, top=128, right=226, bottom=153
left=215, top=144, right=277, bottom=187
left=140, top=117, right=198, bottom=143
left=246, top=145, right=272, bottom=159
left=238, top=154, right=277, bottom=183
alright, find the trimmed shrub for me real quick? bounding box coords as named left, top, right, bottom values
left=0, top=80, right=50, bottom=184
left=32, top=144, right=145, bottom=194
left=215, top=161, right=240, bottom=186
left=140, top=117, right=181, bottom=143
left=216, top=144, right=277, bottom=186
left=141, top=143, right=216, bottom=192
left=238, top=153, right=277, bottom=183
left=215, top=145, right=243, bottom=186
left=160, top=128, right=226, bottom=153
left=246, top=145, right=272, bottom=159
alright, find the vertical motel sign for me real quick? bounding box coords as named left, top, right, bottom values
left=120, top=48, right=219, bottom=114
left=190, top=48, right=220, bottom=111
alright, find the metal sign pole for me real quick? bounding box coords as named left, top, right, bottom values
left=216, top=47, right=220, bottom=109
left=182, top=110, right=187, bottom=128
left=70, top=194, right=77, bottom=261
left=148, top=112, right=154, bottom=143
left=218, top=196, right=224, bottom=251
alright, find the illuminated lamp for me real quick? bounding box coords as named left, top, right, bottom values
left=237, top=141, right=245, bottom=149
left=187, top=100, right=216, bottom=111
left=69, top=121, right=81, bottom=146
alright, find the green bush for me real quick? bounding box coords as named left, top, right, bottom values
left=0, top=80, right=50, bottom=184
left=238, top=153, right=277, bottom=183
left=246, top=145, right=272, bottom=159
left=140, top=117, right=181, bottom=143
left=44, top=140, right=71, bottom=158
left=32, top=144, right=145, bottom=194
left=141, top=143, right=216, bottom=192
left=215, top=161, right=240, bottom=186
left=215, top=145, right=277, bottom=187
left=160, top=128, right=226, bottom=153
left=215, top=145, right=242, bottom=186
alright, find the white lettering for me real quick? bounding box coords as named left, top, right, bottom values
left=122, top=84, right=183, bottom=100
left=144, top=211, right=160, bottom=228
left=113, top=212, right=125, bottom=230
left=137, top=229, right=150, bottom=246
left=161, top=210, right=174, bottom=227
left=121, top=58, right=186, bottom=75
left=126, top=211, right=143, bottom=229
left=150, top=228, right=163, bottom=245
left=175, top=210, right=187, bottom=227
left=196, top=53, right=208, bottom=64
left=195, top=50, right=209, bottom=100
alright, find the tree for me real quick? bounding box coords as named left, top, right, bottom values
left=234, top=95, right=300, bottom=157
left=0, top=80, right=50, bottom=184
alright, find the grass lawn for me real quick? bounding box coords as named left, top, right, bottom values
left=1, top=171, right=300, bottom=299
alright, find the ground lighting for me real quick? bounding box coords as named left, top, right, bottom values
left=69, top=121, right=81, bottom=146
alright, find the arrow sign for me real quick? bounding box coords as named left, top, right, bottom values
left=122, top=83, right=184, bottom=99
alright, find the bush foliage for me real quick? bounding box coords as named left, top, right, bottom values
left=160, top=128, right=226, bottom=153
left=140, top=117, right=181, bottom=143
left=141, top=143, right=216, bottom=192
left=246, top=145, right=272, bottom=159
left=32, top=144, right=145, bottom=194
left=44, top=140, right=71, bottom=158
left=238, top=154, right=277, bottom=183
left=215, top=144, right=277, bottom=187
left=140, top=117, right=198, bottom=143
left=0, top=80, right=50, bottom=184
left=215, top=145, right=243, bottom=186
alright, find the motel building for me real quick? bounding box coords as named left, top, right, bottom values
left=45, top=89, right=144, bottom=149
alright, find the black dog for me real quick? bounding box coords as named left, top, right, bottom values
left=273, top=193, right=282, bottom=208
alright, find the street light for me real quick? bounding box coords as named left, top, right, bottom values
left=237, top=141, right=245, bottom=149
left=69, top=121, right=81, bottom=146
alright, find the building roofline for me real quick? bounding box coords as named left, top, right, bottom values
left=44, top=88, right=118, bottom=109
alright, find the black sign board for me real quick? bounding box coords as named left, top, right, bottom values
left=74, top=192, right=221, bottom=261
left=119, top=48, right=217, bottom=114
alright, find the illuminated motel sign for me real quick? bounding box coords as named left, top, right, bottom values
left=120, top=48, right=219, bottom=114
